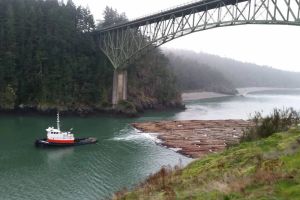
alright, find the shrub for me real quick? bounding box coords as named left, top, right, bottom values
left=115, top=100, right=138, bottom=116
left=0, top=84, right=16, bottom=110
left=242, top=108, right=300, bottom=141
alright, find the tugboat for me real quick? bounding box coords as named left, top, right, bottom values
left=35, top=112, right=97, bottom=147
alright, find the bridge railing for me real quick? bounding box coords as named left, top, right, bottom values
left=99, top=0, right=206, bottom=32
left=130, top=0, right=204, bottom=21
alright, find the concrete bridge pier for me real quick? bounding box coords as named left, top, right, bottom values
left=112, top=69, right=128, bottom=107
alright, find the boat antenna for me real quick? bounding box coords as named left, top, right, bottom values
left=57, top=111, right=60, bottom=131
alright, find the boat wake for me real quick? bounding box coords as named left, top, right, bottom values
left=112, top=128, right=162, bottom=143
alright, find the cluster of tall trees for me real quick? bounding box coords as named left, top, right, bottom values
left=97, top=6, right=128, bottom=29
left=0, top=0, right=180, bottom=112
left=0, top=0, right=113, bottom=111
left=128, top=49, right=180, bottom=110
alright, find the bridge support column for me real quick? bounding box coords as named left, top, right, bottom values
left=112, top=69, right=128, bottom=107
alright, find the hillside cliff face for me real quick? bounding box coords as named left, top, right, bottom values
left=128, top=50, right=182, bottom=112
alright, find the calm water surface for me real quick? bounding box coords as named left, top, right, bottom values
left=1, top=89, right=300, bottom=200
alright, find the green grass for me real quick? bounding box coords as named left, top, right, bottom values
left=113, top=129, right=300, bottom=200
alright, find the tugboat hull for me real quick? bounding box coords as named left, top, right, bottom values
left=35, top=138, right=97, bottom=147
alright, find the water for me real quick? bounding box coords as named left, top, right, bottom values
left=177, top=89, right=300, bottom=120
left=1, top=89, right=300, bottom=200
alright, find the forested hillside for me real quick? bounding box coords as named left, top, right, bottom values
left=0, top=0, right=180, bottom=114
left=167, top=50, right=300, bottom=89
left=204, top=53, right=300, bottom=88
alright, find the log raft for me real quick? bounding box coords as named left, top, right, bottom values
left=132, top=120, right=253, bottom=158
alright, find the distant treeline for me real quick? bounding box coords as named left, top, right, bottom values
left=166, top=49, right=300, bottom=94
left=166, top=51, right=237, bottom=94
left=0, top=0, right=180, bottom=113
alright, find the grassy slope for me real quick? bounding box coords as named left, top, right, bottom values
left=115, top=129, right=300, bottom=200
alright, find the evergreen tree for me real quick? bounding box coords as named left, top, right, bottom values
left=98, top=6, right=128, bottom=29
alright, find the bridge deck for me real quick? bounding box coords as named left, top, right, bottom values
left=99, top=0, right=249, bottom=32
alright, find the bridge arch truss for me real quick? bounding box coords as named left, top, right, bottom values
left=97, top=0, right=300, bottom=69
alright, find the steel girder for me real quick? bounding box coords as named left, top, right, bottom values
left=98, top=0, right=300, bottom=69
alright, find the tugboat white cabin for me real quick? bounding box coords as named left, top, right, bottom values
left=46, top=112, right=75, bottom=144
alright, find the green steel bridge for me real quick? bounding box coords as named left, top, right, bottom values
left=96, top=0, right=300, bottom=105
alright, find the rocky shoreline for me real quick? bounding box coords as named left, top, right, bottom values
left=0, top=101, right=185, bottom=117
left=132, top=120, right=253, bottom=158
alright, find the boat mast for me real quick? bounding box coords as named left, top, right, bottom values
left=57, top=112, right=60, bottom=131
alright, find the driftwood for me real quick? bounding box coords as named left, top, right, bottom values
left=132, top=120, right=253, bottom=158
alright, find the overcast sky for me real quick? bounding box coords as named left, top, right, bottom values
left=73, top=0, right=300, bottom=72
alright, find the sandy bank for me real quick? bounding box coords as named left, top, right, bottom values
left=182, top=92, right=231, bottom=101
left=132, top=120, right=253, bottom=158
left=182, top=87, right=300, bottom=101
left=236, top=87, right=297, bottom=95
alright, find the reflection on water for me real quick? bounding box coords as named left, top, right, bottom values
left=46, top=148, right=75, bottom=163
